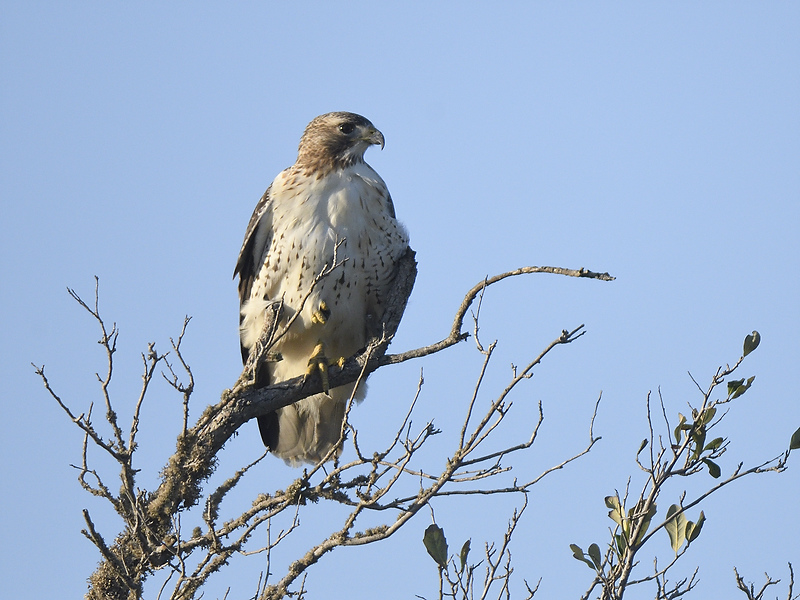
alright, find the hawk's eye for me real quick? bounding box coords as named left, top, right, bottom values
left=338, top=122, right=356, bottom=135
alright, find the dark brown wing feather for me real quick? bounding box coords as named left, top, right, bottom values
left=234, top=185, right=280, bottom=447
left=234, top=185, right=273, bottom=311
left=234, top=185, right=273, bottom=364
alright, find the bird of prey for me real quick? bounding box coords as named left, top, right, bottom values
left=234, top=112, right=409, bottom=466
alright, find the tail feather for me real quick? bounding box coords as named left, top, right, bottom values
left=261, top=394, right=346, bottom=466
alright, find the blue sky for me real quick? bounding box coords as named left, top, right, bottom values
left=1, top=3, right=798, bottom=598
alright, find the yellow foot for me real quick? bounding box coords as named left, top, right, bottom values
left=307, top=341, right=331, bottom=393
left=311, top=300, right=331, bottom=325
left=306, top=341, right=346, bottom=394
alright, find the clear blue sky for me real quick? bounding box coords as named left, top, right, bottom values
left=1, top=3, right=798, bottom=598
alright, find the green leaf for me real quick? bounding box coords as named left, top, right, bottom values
left=691, top=426, right=707, bottom=459
left=698, top=407, right=717, bottom=426
left=728, top=376, right=755, bottom=399
left=634, top=503, right=657, bottom=545
left=743, top=331, right=761, bottom=357
left=637, top=438, right=648, bottom=455
left=674, top=413, right=687, bottom=444
left=607, top=508, right=623, bottom=526
left=614, top=533, right=627, bottom=557
left=703, top=459, right=721, bottom=478
left=789, top=427, right=800, bottom=451
left=664, top=505, right=687, bottom=553
left=605, top=496, right=623, bottom=526
left=423, top=524, right=448, bottom=568
left=459, top=539, right=471, bottom=573
left=727, top=379, right=744, bottom=396
left=588, top=543, right=602, bottom=569
left=734, top=376, right=755, bottom=399
left=703, top=437, right=724, bottom=452
left=570, top=544, right=596, bottom=570
left=685, top=511, right=705, bottom=543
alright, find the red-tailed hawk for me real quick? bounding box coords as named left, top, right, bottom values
left=234, top=112, right=409, bottom=466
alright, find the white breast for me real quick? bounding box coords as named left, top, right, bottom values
left=240, top=163, right=409, bottom=376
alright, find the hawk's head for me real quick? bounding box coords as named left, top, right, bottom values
left=297, top=112, right=384, bottom=175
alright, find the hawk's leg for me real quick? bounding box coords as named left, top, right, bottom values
left=306, top=342, right=348, bottom=393
left=306, top=300, right=345, bottom=393
left=307, top=341, right=331, bottom=393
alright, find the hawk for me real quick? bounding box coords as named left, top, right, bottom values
left=234, top=112, right=409, bottom=466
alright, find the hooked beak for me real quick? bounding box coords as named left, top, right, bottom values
left=365, top=128, right=385, bottom=150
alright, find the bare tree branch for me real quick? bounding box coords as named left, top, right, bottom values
left=36, top=251, right=619, bottom=600
left=734, top=563, right=798, bottom=600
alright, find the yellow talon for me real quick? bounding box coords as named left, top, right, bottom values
left=311, top=300, right=331, bottom=325
left=305, top=341, right=346, bottom=393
